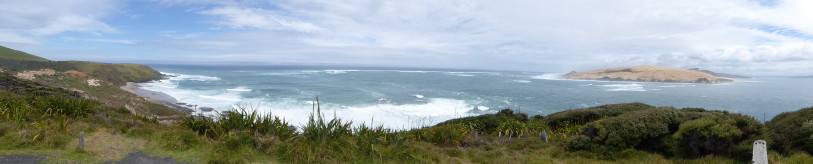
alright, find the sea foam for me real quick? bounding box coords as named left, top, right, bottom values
left=601, top=84, right=646, bottom=91
left=261, top=98, right=478, bottom=130
left=531, top=73, right=563, bottom=80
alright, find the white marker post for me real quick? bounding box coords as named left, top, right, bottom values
left=752, top=140, right=768, bottom=164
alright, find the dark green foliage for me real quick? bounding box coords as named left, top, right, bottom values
left=543, top=103, right=655, bottom=129
left=564, top=108, right=685, bottom=158
left=0, top=73, right=84, bottom=97
left=588, top=108, right=685, bottom=149
left=669, top=114, right=765, bottom=159
left=564, top=106, right=766, bottom=161
left=441, top=109, right=528, bottom=133
left=0, top=78, right=95, bottom=124
left=31, top=96, right=95, bottom=118
left=767, top=107, right=813, bottom=154
left=160, top=130, right=201, bottom=151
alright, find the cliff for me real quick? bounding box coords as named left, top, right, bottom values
left=564, top=66, right=732, bottom=84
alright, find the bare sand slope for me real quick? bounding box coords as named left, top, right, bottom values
left=564, top=66, right=732, bottom=84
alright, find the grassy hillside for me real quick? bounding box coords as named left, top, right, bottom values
left=0, top=57, right=162, bottom=86
left=0, top=47, right=174, bottom=117
left=0, top=45, right=49, bottom=62
left=63, top=61, right=162, bottom=86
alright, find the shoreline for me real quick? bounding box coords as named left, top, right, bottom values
left=121, top=82, right=195, bottom=113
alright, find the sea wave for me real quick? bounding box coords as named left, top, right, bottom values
left=262, top=98, right=478, bottom=129
left=227, top=86, right=253, bottom=92
left=530, top=73, right=563, bottom=80
left=601, top=84, right=647, bottom=91
left=446, top=72, right=475, bottom=77
left=324, top=70, right=360, bottom=74
left=162, top=72, right=221, bottom=81
left=513, top=80, right=532, bottom=83
left=138, top=76, right=485, bottom=129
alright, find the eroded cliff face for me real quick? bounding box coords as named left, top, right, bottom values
left=564, top=66, right=728, bottom=84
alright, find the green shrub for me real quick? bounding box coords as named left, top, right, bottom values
left=767, top=107, right=813, bottom=154
left=564, top=106, right=766, bottom=160
left=224, top=132, right=256, bottom=149
left=669, top=114, right=765, bottom=159
left=37, top=96, right=94, bottom=118
left=577, top=108, right=685, bottom=150
left=544, top=103, right=655, bottom=129
left=179, top=107, right=295, bottom=140
left=414, top=123, right=469, bottom=146
left=496, top=119, right=527, bottom=138
left=441, top=109, right=528, bottom=133
left=160, top=130, right=201, bottom=151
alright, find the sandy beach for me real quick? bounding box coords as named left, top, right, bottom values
left=121, top=82, right=179, bottom=103
left=121, top=82, right=194, bottom=113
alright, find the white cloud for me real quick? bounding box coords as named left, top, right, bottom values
left=0, top=0, right=122, bottom=42
left=6, top=0, right=811, bottom=76
left=144, top=0, right=813, bottom=75
left=199, top=5, right=324, bottom=33
left=0, top=31, right=39, bottom=44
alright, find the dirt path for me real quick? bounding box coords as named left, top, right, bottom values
left=0, top=154, right=45, bottom=164
left=0, top=152, right=186, bottom=164
left=106, top=152, right=187, bottom=164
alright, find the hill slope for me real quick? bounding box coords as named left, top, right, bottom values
left=564, top=66, right=731, bottom=84
left=0, top=45, right=49, bottom=61
left=688, top=68, right=750, bottom=78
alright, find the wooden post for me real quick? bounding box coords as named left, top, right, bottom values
left=79, top=132, right=84, bottom=150
left=752, top=140, right=768, bottom=164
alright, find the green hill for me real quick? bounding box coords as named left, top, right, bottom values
left=0, top=45, right=50, bottom=61
left=0, top=46, right=162, bottom=85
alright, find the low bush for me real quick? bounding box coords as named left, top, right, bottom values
left=543, top=103, right=655, bottom=129
left=565, top=106, right=766, bottom=161
left=414, top=123, right=469, bottom=146
left=496, top=119, right=528, bottom=138
left=669, top=114, right=765, bottom=159
left=767, top=107, right=813, bottom=155
left=441, top=109, right=528, bottom=133
left=565, top=108, right=685, bottom=158
left=159, top=130, right=201, bottom=151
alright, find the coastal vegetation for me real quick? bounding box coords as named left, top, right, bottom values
left=1, top=46, right=812, bottom=163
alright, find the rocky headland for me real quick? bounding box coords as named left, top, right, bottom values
left=564, top=66, right=735, bottom=84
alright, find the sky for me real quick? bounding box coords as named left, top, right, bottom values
left=1, top=0, right=813, bottom=76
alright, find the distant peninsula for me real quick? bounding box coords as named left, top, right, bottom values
left=564, top=66, right=736, bottom=84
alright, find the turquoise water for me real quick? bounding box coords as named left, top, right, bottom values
left=139, top=65, right=813, bottom=129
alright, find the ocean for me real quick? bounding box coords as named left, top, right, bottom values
left=138, top=65, right=813, bottom=129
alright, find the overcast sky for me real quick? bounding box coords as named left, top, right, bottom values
left=1, top=0, right=812, bottom=76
